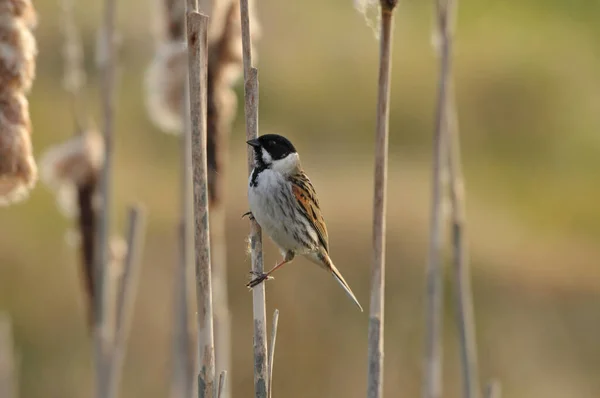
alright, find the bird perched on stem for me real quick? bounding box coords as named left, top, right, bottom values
left=245, top=134, right=363, bottom=311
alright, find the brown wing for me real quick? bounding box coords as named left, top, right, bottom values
left=290, top=171, right=329, bottom=253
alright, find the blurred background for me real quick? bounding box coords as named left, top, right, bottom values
left=2, top=0, right=600, bottom=397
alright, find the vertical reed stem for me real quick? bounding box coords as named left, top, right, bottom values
left=367, top=2, right=397, bottom=398
left=437, top=0, right=481, bottom=395
left=239, top=0, right=269, bottom=397
left=173, top=34, right=195, bottom=398
left=94, top=0, right=118, bottom=394
left=106, top=205, right=147, bottom=398
left=186, top=9, right=216, bottom=398
left=216, top=371, right=227, bottom=398
left=446, top=90, right=480, bottom=398
left=0, top=314, right=17, bottom=398
left=483, top=381, right=501, bottom=398
left=424, top=0, right=459, bottom=397
left=267, top=309, right=280, bottom=398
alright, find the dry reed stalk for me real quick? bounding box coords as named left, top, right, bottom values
left=216, top=371, right=227, bottom=398
left=178, top=50, right=196, bottom=398
left=105, top=205, right=147, bottom=398
left=186, top=8, right=217, bottom=398
left=364, top=2, right=397, bottom=398
left=174, top=117, right=195, bottom=396
left=423, top=0, right=461, bottom=396
left=0, top=1, right=38, bottom=206
left=59, top=0, right=87, bottom=129
left=436, top=3, right=484, bottom=396
left=146, top=2, right=252, bottom=395
left=483, top=381, right=501, bottom=398
left=267, top=309, right=279, bottom=398
left=0, top=313, right=17, bottom=398
left=445, top=91, right=481, bottom=398
left=164, top=0, right=197, bottom=398
left=205, top=3, right=246, bottom=393
left=239, top=0, right=269, bottom=395
left=93, top=0, right=118, bottom=394
left=143, top=10, right=196, bottom=391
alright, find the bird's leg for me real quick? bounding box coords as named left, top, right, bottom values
left=247, top=254, right=293, bottom=288
left=241, top=211, right=255, bottom=220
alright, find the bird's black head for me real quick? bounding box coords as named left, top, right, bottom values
left=247, top=134, right=297, bottom=167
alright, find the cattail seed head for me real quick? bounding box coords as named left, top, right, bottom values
left=40, top=130, right=103, bottom=189
left=0, top=89, right=29, bottom=129
left=0, top=0, right=37, bottom=28
left=0, top=14, right=37, bottom=92
left=0, top=121, right=36, bottom=205
left=353, top=0, right=381, bottom=39
left=39, top=130, right=104, bottom=217
left=144, top=41, right=187, bottom=134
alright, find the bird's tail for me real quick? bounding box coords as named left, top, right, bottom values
left=328, top=262, right=363, bottom=312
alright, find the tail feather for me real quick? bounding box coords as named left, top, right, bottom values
left=329, top=262, right=363, bottom=312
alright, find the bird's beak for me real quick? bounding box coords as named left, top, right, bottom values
left=246, top=139, right=261, bottom=148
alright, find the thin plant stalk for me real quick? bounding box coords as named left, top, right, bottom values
left=366, top=2, right=397, bottom=398
left=171, top=35, right=195, bottom=398
left=446, top=90, right=480, bottom=398
left=484, top=381, right=501, bottom=398
left=437, top=0, right=481, bottom=395
left=106, top=205, right=147, bottom=398
left=216, top=371, right=227, bottom=398
left=60, top=0, right=88, bottom=132
left=267, top=309, right=280, bottom=398
left=206, top=4, right=238, bottom=391
left=210, top=208, right=231, bottom=398
left=423, top=0, right=460, bottom=397
left=183, top=1, right=200, bottom=397
left=174, top=125, right=195, bottom=398
left=94, top=0, right=118, bottom=394
left=0, top=314, right=17, bottom=398
left=186, top=9, right=216, bottom=398
left=239, top=0, right=270, bottom=396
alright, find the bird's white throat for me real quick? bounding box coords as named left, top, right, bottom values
left=260, top=147, right=272, bottom=165
left=270, top=152, right=300, bottom=176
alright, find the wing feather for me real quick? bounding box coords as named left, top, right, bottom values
left=290, top=171, right=329, bottom=253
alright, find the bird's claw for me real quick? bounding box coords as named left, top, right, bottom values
left=241, top=211, right=255, bottom=221
left=246, top=271, right=273, bottom=289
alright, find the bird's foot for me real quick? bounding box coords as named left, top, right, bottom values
left=246, top=271, right=273, bottom=289
left=241, top=211, right=255, bottom=221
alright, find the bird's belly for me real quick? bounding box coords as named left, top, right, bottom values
left=248, top=174, right=306, bottom=253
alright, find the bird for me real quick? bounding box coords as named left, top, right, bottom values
left=244, top=133, right=363, bottom=312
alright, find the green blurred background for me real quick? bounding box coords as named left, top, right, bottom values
left=2, top=0, right=600, bottom=397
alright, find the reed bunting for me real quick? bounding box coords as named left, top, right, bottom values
left=245, top=134, right=363, bottom=311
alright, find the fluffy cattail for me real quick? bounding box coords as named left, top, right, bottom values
left=40, top=129, right=104, bottom=326
left=0, top=118, right=35, bottom=205
left=353, top=0, right=381, bottom=39
left=0, top=0, right=38, bottom=206
left=39, top=129, right=104, bottom=217
left=0, top=0, right=38, bottom=28
left=144, top=0, right=260, bottom=135
left=0, top=14, right=37, bottom=93
left=144, top=41, right=187, bottom=134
